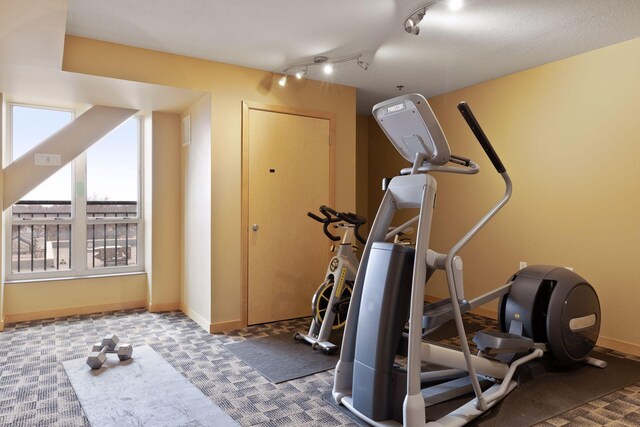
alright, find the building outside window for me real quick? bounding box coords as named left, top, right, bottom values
left=5, top=104, right=143, bottom=280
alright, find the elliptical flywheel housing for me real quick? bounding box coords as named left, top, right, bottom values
left=498, top=265, right=601, bottom=366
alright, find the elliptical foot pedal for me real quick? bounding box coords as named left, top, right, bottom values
left=473, top=331, right=534, bottom=357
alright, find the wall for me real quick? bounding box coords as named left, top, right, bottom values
left=180, top=95, right=212, bottom=330
left=147, top=112, right=182, bottom=311
left=3, top=274, right=147, bottom=323
left=0, top=93, right=3, bottom=331
left=356, top=115, right=369, bottom=228
left=367, top=37, right=640, bottom=353
left=62, top=36, right=357, bottom=330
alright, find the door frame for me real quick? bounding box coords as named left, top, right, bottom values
left=241, top=101, right=336, bottom=326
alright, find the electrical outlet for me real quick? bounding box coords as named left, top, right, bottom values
left=519, top=261, right=527, bottom=270
left=565, top=266, right=574, bottom=272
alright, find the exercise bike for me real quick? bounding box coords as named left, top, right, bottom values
left=332, top=93, right=604, bottom=426
left=294, top=206, right=366, bottom=354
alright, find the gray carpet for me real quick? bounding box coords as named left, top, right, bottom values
left=225, top=332, right=338, bottom=383
left=62, top=345, right=239, bottom=427
left=2, top=310, right=640, bottom=426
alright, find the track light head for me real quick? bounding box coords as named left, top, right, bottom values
left=357, top=60, right=369, bottom=71
left=295, top=67, right=307, bottom=79
left=278, top=75, right=287, bottom=87
left=404, top=9, right=425, bottom=35
left=405, top=18, right=420, bottom=35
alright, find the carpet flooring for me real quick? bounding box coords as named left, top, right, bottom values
left=1, top=309, right=639, bottom=426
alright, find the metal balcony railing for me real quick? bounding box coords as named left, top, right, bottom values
left=11, top=200, right=139, bottom=274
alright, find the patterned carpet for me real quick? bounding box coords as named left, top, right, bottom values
left=0, top=309, right=638, bottom=426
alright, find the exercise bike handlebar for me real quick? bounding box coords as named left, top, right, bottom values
left=337, top=211, right=367, bottom=245
left=457, top=102, right=506, bottom=173
left=307, top=206, right=341, bottom=241
left=307, top=206, right=367, bottom=244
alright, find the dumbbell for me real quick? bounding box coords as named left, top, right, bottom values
left=86, top=334, right=134, bottom=369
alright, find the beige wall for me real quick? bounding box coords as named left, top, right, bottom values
left=147, top=112, right=182, bottom=311
left=356, top=115, right=369, bottom=228
left=3, top=274, right=147, bottom=323
left=181, top=95, right=212, bottom=330
left=62, top=36, right=357, bottom=329
left=367, top=37, right=640, bottom=352
left=0, top=92, right=4, bottom=331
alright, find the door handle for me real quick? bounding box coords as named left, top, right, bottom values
left=252, top=224, right=259, bottom=231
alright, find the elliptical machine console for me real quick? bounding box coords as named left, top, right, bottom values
left=332, top=93, right=603, bottom=427
left=373, top=93, right=451, bottom=166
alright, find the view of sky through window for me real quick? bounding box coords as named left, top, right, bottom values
left=12, top=105, right=73, bottom=202
left=87, top=118, right=139, bottom=202
left=11, top=105, right=139, bottom=203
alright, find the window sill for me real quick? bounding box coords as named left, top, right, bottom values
left=4, top=270, right=146, bottom=285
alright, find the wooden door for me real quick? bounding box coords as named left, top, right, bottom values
left=246, top=107, right=333, bottom=325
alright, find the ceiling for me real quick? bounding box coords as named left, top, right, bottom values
left=65, top=0, right=640, bottom=114
left=0, top=0, right=204, bottom=113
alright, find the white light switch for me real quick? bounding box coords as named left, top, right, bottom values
left=34, top=153, right=61, bottom=166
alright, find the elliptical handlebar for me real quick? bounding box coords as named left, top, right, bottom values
left=337, top=211, right=367, bottom=245
left=457, top=102, right=506, bottom=174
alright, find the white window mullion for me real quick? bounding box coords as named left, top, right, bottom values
left=73, top=154, right=87, bottom=272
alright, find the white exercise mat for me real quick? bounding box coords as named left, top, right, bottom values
left=62, top=345, right=238, bottom=427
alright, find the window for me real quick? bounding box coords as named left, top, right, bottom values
left=6, top=104, right=143, bottom=279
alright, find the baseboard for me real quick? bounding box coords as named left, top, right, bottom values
left=179, top=303, right=211, bottom=332
left=596, top=336, right=640, bottom=357
left=147, top=301, right=180, bottom=313
left=0, top=320, right=4, bottom=332
left=4, top=300, right=147, bottom=324
left=209, top=319, right=244, bottom=334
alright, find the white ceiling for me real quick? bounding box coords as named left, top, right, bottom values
left=0, top=0, right=205, bottom=113
left=65, top=0, right=640, bottom=114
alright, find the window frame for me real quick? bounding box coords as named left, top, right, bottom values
left=4, top=102, right=145, bottom=281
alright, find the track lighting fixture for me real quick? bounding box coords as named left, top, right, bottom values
left=404, top=0, right=463, bottom=35
left=278, top=52, right=370, bottom=86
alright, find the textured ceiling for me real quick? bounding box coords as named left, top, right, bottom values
left=65, top=0, right=640, bottom=114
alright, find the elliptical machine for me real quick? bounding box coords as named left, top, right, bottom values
left=295, top=206, right=366, bottom=354
left=332, top=93, right=604, bottom=426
